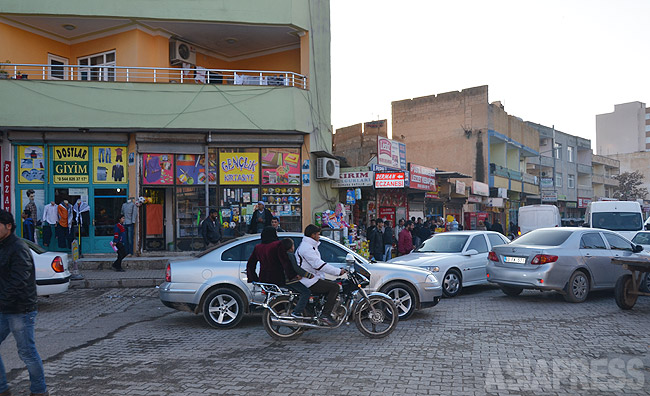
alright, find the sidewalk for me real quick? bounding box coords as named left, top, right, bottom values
left=70, top=254, right=195, bottom=289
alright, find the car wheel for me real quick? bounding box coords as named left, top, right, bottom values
left=501, top=286, right=523, bottom=296
left=381, top=282, right=417, bottom=320
left=563, top=271, right=590, bottom=303
left=614, top=274, right=638, bottom=310
left=442, top=269, right=462, bottom=297
left=202, top=288, right=244, bottom=329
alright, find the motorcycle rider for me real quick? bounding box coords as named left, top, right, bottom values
left=295, top=224, right=346, bottom=326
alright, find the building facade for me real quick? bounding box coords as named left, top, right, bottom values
left=391, top=85, right=539, bottom=228
left=596, top=102, right=649, bottom=155
left=525, top=123, right=593, bottom=220
left=591, top=155, right=620, bottom=201
left=607, top=151, right=650, bottom=202
left=0, top=0, right=333, bottom=253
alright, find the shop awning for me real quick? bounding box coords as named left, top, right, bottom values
left=436, top=171, right=472, bottom=179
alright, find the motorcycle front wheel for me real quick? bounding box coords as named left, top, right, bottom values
left=262, top=296, right=305, bottom=341
left=354, top=295, right=399, bottom=339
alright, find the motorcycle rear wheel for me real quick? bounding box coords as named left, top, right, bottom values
left=354, top=295, right=399, bottom=339
left=262, top=296, right=305, bottom=341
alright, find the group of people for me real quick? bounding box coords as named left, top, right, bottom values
left=245, top=224, right=345, bottom=326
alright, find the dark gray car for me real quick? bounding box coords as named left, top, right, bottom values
left=486, top=227, right=647, bottom=302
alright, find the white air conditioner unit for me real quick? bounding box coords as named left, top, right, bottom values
left=316, top=157, right=340, bottom=180
left=170, top=40, right=196, bottom=65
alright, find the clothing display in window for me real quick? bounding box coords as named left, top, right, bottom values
left=112, top=164, right=124, bottom=182
left=96, top=166, right=107, bottom=181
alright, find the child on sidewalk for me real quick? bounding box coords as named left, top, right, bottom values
left=281, top=238, right=314, bottom=318
left=22, top=209, right=35, bottom=242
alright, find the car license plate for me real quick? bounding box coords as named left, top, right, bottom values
left=504, top=256, right=526, bottom=264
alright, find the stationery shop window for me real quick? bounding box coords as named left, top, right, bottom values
left=94, top=188, right=127, bottom=236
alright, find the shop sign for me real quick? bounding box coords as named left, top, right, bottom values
left=18, top=145, right=45, bottom=184
left=577, top=197, right=592, bottom=208
left=375, top=172, right=405, bottom=188
left=176, top=154, right=214, bottom=185
left=485, top=197, right=504, bottom=208
left=261, top=149, right=300, bottom=185
left=53, top=146, right=89, bottom=184
left=379, top=207, right=396, bottom=225
left=142, top=154, right=174, bottom=185
left=558, top=194, right=567, bottom=201
left=377, top=137, right=406, bottom=170
left=472, top=181, right=489, bottom=197
left=541, top=178, right=554, bottom=188
left=497, top=188, right=508, bottom=198
left=93, top=146, right=127, bottom=184
left=455, top=180, right=466, bottom=195
left=409, top=164, right=436, bottom=191
left=541, top=191, right=558, bottom=202
left=3, top=161, right=10, bottom=211
left=332, top=171, right=374, bottom=188
left=467, top=195, right=483, bottom=203
left=220, top=152, right=259, bottom=184
left=566, top=202, right=577, bottom=208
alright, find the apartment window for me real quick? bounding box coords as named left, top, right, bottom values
left=556, top=172, right=563, bottom=188
left=567, top=146, right=574, bottom=162
left=568, top=174, right=575, bottom=189
left=554, top=142, right=562, bottom=160
left=78, top=50, right=116, bottom=81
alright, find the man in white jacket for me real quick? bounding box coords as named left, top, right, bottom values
left=295, top=224, right=346, bottom=326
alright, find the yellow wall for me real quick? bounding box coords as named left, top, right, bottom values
left=195, top=48, right=300, bottom=74
left=0, top=22, right=70, bottom=64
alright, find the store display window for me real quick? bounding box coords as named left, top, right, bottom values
left=261, top=148, right=301, bottom=185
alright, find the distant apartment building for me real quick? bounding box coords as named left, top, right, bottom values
left=606, top=151, right=650, bottom=202
left=526, top=123, right=592, bottom=219
left=591, top=155, right=620, bottom=200
left=596, top=102, right=649, bottom=155
left=392, top=85, right=540, bottom=227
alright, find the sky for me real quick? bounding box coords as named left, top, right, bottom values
left=330, top=0, right=650, bottom=143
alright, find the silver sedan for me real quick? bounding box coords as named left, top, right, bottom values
left=389, top=231, right=510, bottom=297
left=486, top=227, right=646, bottom=302
left=159, top=233, right=442, bottom=328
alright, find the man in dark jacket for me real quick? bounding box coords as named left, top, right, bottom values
left=200, top=209, right=222, bottom=246
left=491, top=219, right=505, bottom=235
left=0, top=209, right=49, bottom=396
left=369, top=218, right=385, bottom=261
left=383, top=220, right=395, bottom=260
left=248, top=201, right=273, bottom=233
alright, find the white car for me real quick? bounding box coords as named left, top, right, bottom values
left=389, top=231, right=510, bottom=297
left=24, top=239, right=71, bottom=296
left=631, top=231, right=650, bottom=292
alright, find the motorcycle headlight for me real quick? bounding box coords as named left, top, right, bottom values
left=425, top=274, right=438, bottom=284
left=425, top=266, right=439, bottom=273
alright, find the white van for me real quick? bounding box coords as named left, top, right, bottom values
left=518, top=204, right=561, bottom=235
left=585, top=200, right=643, bottom=240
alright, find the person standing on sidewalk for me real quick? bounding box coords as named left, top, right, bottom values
left=0, top=209, right=49, bottom=396
left=199, top=209, right=222, bottom=247
left=111, top=215, right=127, bottom=272
left=120, top=197, right=138, bottom=256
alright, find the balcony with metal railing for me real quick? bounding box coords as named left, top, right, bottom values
left=0, top=63, right=308, bottom=89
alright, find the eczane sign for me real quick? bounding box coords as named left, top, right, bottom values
left=375, top=172, right=405, bottom=188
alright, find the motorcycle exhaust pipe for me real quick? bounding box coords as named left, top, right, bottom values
left=270, top=318, right=342, bottom=329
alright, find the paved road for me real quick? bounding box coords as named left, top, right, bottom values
left=2, top=285, right=650, bottom=395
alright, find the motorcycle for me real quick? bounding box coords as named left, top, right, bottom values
left=252, top=255, right=399, bottom=340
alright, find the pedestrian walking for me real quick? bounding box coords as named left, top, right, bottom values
left=0, top=209, right=49, bottom=396
left=121, top=197, right=138, bottom=255
left=398, top=220, right=415, bottom=255
left=383, top=220, right=395, bottom=260
left=199, top=209, right=222, bottom=247
left=369, top=218, right=385, bottom=261
left=248, top=201, right=272, bottom=233
left=491, top=219, right=505, bottom=235
left=111, top=215, right=127, bottom=272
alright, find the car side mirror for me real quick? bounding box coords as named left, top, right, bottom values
left=582, top=223, right=590, bottom=227
left=345, top=253, right=355, bottom=266
left=463, top=249, right=479, bottom=256
left=633, top=244, right=644, bottom=253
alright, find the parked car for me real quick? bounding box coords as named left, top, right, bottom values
left=159, top=233, right=443, bottom=328
left=486, top=227, right=646, bottom=302
left=24, top=239, right=71, bottom=296
left=388, top=231, right=510, bottom=297
left=518, top=204, right=561, bottom=235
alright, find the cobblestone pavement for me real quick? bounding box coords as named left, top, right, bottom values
left=2, top=286, right=650, bottom=395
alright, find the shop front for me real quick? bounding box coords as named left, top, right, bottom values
left=375, top=172, right=408, bottom=226
left=332, top=168, right=374, bottom=228
left=14, top=143, right=129, bottom=253
left=140, top=147, right=304, bottom=251
left=407, top=163, right=436, bottom=221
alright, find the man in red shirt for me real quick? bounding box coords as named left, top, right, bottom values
left=398, top=220, right=415, bottom=256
